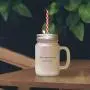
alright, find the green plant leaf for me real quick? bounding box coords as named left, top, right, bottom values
left=1, top=9, right=8, bottom=21
left=66, top=13, right=80, bottom=28
left=13, top=3, right=32, bottom=17
left=48, top=2, right=59, bottom=15
left=42, top=23, right=57, bottom=34
left=64, top=0, right=81, bottom=11
left=0, top=2, right=8, bottom=21
left=56, top=8, right=68, bottom=27
left=42, top=23, right=46, bottom=33
left=49, top=23, right=57, bottom=34
left=82, top=0, right=90, bottom=3
left=79, top=3, right=90, bottom=23
left=70, top=22, right=84, bottom=41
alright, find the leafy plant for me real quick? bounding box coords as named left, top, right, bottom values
left=0, top=0, right=32, bottom=21
left=42, top=0, right=90, bottom=41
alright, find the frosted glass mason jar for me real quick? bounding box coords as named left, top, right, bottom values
left=35, top=34, right=70, bottom=76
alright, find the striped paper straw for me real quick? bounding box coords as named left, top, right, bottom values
left=46, top=9, right=49, bottom=33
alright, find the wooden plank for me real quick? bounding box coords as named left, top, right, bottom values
left=18, top=85, right=30, bottom=90
left=0, top=88, right=4, bottom=90
left=0, top=47, right=35, bottom=69
left=0, top=60, right=89, bottom=89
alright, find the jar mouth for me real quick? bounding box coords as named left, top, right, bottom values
left=37, top=34, right=57, bottom=37
left=37, top=34, right=58, bottom=41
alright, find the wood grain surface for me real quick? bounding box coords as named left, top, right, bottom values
left=0, top=60, right=89, bottom=89
left=0, top=47, right=34, bottom=69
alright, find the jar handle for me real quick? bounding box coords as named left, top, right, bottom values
left=59, top=46, right=70, bottom=70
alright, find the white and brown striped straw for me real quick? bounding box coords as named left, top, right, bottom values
left=46, top=9, right=49, bottom=33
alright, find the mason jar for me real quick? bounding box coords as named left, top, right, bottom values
left=35, top=34, right=70, bottom=76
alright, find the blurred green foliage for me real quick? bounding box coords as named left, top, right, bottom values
left=42, top=0, right=90, bottom=41
left=0, top=0, right=32, bottom=21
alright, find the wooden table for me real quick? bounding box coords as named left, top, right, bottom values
left=0, top=60, right=90, bottom=90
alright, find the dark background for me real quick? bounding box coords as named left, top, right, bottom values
left=0, top=0, right=90, bottom=73
left=1, top=0, right=90, bottom=59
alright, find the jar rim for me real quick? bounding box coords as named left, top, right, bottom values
left=37, top=34, right=58, bottom=41
left=37, top=34, right=57, bottom=37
